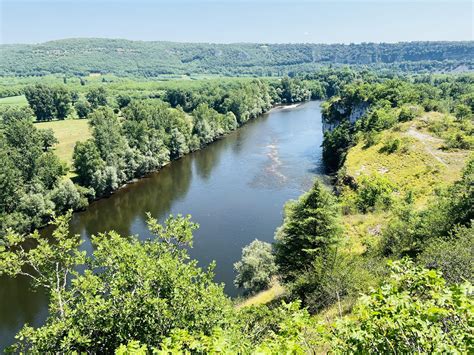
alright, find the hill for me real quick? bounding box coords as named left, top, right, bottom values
left=1, top=38, right=473, bottom=77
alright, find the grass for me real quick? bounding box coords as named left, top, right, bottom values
left=345, top=114, right=469, bottom=208
left=34, top=119, right=91, bottom=165
left=0, top=95, right=28, bottom=106
left=340, top=113, right=472, bottom=253
left=236, top=282, right=285, bottom=309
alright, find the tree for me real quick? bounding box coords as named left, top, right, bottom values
left=0, top=145, right=23, bottom=213
left=73, top=139, right=104, bottom=187
left=52, top=85, right=72, bottom=119
left=169, top=127, right=188, bottom=159
left=3, top=117, right=43, bottom=181
left=274, top=180, right=342, bottom=281
left=116, top=94, right=132, bottom=109
left=86, top=87, right=108, bottom=109
left=24, top=84, right=55, bottom=121
left=330, top=259, right=473, bottom=353
left=38, top=128, right=59, bottom=151
left=49, top=179, right=88, bottom=213
left=74, top=100, right=91, bottom=119
left=24, top=84, right=71, bottom=120
left=2, top=214, right=232, bottom=353
left=0, top=212, right=86, bottom=324
left=192, top=104, right=215, bottom=146
left=419, top=224, right=474, bottom=284
left=88, top=107, right=128, bottom=165
left=35, top=151, right=67, bottom=190
left=234, top=239, right=277, bottom=295
left=322, top=121, right=353, bottom=172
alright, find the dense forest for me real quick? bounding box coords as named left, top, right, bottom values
left=0, top=76, right=317, bottom=234
left=1, top=39, right=473, bottom=77
left=0, top=66, right=473, bottom=352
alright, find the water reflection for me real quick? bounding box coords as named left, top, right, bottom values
left=0, top=101, right=324, bottom=350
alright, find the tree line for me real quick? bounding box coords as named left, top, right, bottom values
left=0, top=77, right=316, bottom=234
left=1, top=39, right=473, bottom=77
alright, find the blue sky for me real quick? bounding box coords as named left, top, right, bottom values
left=1, top=0, right=472, bottom=44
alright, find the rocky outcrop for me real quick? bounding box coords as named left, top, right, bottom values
left=322, top=101, right=369, bottom=132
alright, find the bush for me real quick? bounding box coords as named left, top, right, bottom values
left=290, top=250, right=372, bottom=313
left=234, top=239, right=277, bottom=295
left=49, top=179, right=89, bottom=213
left=330, top=259, right=473, bottom=353
left=398, top=104, right=423, bottom=122
left=356, top=174, right=395, bottom=213
left=378, top=137, right=400, bottom=154
left=419, top=224, right=473, bottom=284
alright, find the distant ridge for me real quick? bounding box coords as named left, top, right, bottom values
left=1, top=38, right=473, bottom=77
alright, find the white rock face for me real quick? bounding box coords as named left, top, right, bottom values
left=322, top=101, right=369, bottom=132
left=349, top=102, right=369, bottom=123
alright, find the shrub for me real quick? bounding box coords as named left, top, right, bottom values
left=356, top=174, right=395, bottom=213
left=234, top=239, right=277, bottom=295
left=419, top=224, right=474, bottom=284
left=330, top=259, right=473, bottom=353
left=378, top=137, right=400, bottom=154
left=49, top=179, right=89, bottom=213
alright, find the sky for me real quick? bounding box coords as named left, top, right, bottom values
left=0, top=0, right=473, bottom=44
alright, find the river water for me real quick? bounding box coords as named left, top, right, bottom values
left=0, top=100, right=324, bottom=349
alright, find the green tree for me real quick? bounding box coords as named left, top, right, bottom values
left=35, top=151, right=67, bottom=189
left=89, top=107, right=128, bottom=165
left=38, top=128, right=59, bottom=151
left=86, top=87, right=108, bottom=109
left=74, top=100, right=91, bottom=119
left=0, top=145, right=23, bottom=213
left=24, top=84, right=55, bottom=121
left=73, top=139, right=104, bottom=187
left=52, top=85, right=72, bottom=119
left=274, top=180, right=342, bottom=281
left=1, top=214, right=232, bottom=353
left=234, top=239, right=277, bottom=295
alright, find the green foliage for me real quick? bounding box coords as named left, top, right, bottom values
left=1, top=39, right=472, bottom=77
left=321, top=74, right=474, bottom=171
left=330, top=259, right=474, bottom=353
left=24, top=84, right=72, bottom=121
left=49, top=179, right=89, bottom=213
left=74, top=99, right=91, bottom=118
left=356, top=174, right=395, bottom=213
left=419, top=224, right=474, bottom=285
left=86, top=87, right=108, bottom=109
left=378, top=137, right=401, bottom=154
left=322, top=121, right=353, bottom=171
left=3, top=214, right=232, bottom=353
left=73, top=139, right=104, bottom=187
left=278, top=77, right=311, bottom=103
left=398, top=103, right=423, bottom=122
left=0, top=107, right=72, bottom=233
left=274, top=180, right=342, bottom=281
left=234, top=239, right=277, bottom=295
left=381, top=158, right=473, bottom=256
left=290, top=250, right=372, bottom=313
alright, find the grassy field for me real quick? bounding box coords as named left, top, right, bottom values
left=341, top=112, right=472, bottom=253
left=35, top=119, right=91, bottom=165
left=0, top=95, right=28, bottom=106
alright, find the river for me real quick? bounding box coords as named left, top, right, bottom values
left=0, top=100, right=325, bottom=349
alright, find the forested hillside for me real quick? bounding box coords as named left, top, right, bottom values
left=1, top=39, right=473, bottom=77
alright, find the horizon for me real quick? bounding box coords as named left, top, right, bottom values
left=2, top=36, right=474, bottom=46
left=1, top=0, right=473, bottom=45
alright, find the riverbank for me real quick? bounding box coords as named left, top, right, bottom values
left=0, top=100, right=326, bottom=350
